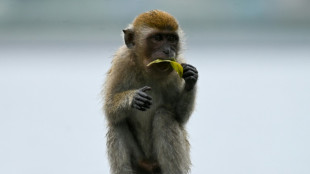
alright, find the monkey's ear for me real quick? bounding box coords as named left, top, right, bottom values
left=123, top=29, right=135, bottom=49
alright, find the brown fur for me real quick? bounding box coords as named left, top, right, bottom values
left=133, top=10, right=179, bottom=31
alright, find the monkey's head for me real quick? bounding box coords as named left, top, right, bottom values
left=123, top=10, right=182, bottom=75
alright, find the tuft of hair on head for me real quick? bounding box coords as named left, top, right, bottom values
left=133, top=10, right=179, bottom=31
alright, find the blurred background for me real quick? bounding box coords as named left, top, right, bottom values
left=0, top=0, right=309, bottom=174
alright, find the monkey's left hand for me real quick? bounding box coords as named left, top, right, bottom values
left=182, top=63, right=198, bottom=91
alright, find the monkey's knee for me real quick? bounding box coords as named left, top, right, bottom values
left=135, top=159, right=161, bottom=174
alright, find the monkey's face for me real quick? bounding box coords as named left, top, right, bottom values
left=144, top=31, right=179, bottom=73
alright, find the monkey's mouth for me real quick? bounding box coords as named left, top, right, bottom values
left=154, top=62, right=172, bottom=72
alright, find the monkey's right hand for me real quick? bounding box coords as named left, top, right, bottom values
left=131, top=86, right=152, bottom=111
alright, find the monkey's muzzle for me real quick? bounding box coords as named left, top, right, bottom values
left=147, top=59, right=183, bottom=77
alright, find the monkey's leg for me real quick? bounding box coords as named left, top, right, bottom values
left=107, top=122, right=143, bottom=174
left=152, top=108, right=191, bottom=174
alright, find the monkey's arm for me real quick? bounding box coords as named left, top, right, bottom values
left=104, top=90, right=136, bottom=124
left=175, top=63, right=198, bottom=124
left=175, top=86, right=197, bottom=124
left=105, top=86, right=152, bottom=124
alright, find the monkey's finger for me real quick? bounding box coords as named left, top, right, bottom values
left=134, top=100, right=145, bottom=106
left=141, top=86, right=152, bottom=92
left=181, top=63, right=190, bottom=69
left=138, top=92, right=152, bottom=101
left=135, top=94, right=152, bottom=102
left=184, top=75, right=198, bottom=80
left=183, top=74, right=198, bottom=81
left=185, top=64, right=197, bottom=69
left=184, top=76, right=198, bottom=83
left=184, top=76, right=198, bottom=84
left=182, top=64, right=198, bottom=73
left=144, top=101, right=152, bottom=107
left=133, top=103, right=148, bottom=111
left=142, top=104, right=151, bottom=109
left=132, top=103, right=142, bottom=110
left=184, top=66, right=198, bottom=74
left=138, top=106, right=148, bottom=111
left=135, top=99, right=152, bottom=107
left=183, top=70, right=198, bottom=79
left=135, top=95, right=152, bottom=105
left=183, top=70, right=196, bottom=77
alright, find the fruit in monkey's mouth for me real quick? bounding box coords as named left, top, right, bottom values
left=156, top=62, right=171, bottom=71
left=147, top=59, right=183, bottom=78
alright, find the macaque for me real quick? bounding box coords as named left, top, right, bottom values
left=103, top=10, right=198, bottom=174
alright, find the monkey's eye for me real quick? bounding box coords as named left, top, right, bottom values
left=167, top=35, right=178, bottom=42
left=153, top=34, right=163, bottom=42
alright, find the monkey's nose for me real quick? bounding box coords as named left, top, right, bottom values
left=163, top=49, right=170, bottom=55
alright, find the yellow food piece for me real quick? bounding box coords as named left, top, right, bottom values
left=147, top=59, right=183, bottom=78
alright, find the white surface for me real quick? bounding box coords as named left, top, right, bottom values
left=1, top=42, right=310, bottom=174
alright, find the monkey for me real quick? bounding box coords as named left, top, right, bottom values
left=103, top=10, right=198, bottom=174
